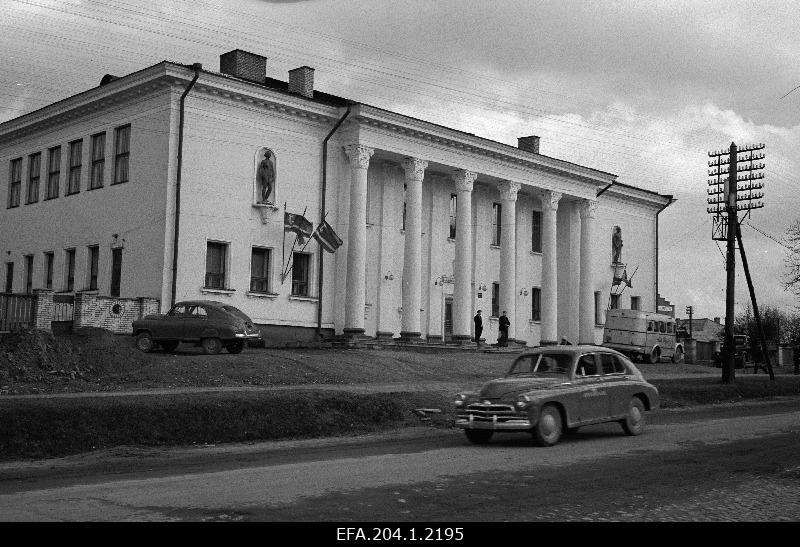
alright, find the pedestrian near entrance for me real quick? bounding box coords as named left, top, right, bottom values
left=498, top=310, right=510, bottom=347
left=473, top=310, right=483, bottom=347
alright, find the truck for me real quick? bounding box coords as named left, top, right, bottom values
left=602, top=309, right=684, bottom=364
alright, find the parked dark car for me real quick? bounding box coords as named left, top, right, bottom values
left=454, top=345, right=659, bottom=447
left=132, top=300, right=262, bottom=354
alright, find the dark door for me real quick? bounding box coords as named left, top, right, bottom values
left=182, top=304, right=210, bottom=341
left=161, top=304, right=190, bottom=339
left=444, top=297, right=453, bottom=339
left=110, top=248, right=122, bottom=297
left=574, top=353, right=609, bottom=422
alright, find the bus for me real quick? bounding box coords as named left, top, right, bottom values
left=602, top=309, right=684, bottom=364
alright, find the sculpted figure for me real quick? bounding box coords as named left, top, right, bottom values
left=258, top=150, right=275, bottom=203
left=612, top=226, right=623, bottom=264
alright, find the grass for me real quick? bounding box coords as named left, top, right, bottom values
left=653, top=376, right=800, bottom=407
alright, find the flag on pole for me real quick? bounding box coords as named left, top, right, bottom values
left=612, top=268, right=632, bottom=289
left=284, top=211, right=313, bottom=244
left=313, top=219, right=343, bottom=253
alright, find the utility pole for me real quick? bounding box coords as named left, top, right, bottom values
left=707, top=142, right=769, bottom=383
left=685, top=305, right=693, bottom=338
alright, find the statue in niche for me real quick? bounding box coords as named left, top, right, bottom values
left=612, top=225, right=623, bottom=264
left=257, top=149, right=275, bottom=204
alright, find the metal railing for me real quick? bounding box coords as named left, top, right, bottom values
left=0, top=293, right=35, bottom=331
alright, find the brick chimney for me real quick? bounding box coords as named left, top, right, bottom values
left=219, top=50, right=266, bottom=83
left=288, top=66, right=315, bottom=98
left=518, top=135, right=540, bottom=154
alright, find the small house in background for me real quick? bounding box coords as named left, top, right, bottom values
left=678, top=317, right=723, bottom=361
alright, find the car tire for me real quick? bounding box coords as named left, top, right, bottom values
left=532, top=404, right=563, bottom=447
left=226, top=341, right=244, bottom=354
left=202, top=337, right=222, bottom=355
left=160, top=341, right=179, bottom=353
left=464, top=430, right=493, bottom=444
left=672, top=347, right=684, bottom=363
left=648, top=347, right=660, bottom=364
left=621, top=397, right=646, bottom=436
left=136, top=332, right=154, bottom=353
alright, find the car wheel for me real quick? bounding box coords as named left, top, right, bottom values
left=532, top=404, right=563, bottom=447
left=648, top=347, right=660, bottom=364
left=621, top=397, right=646, bottom=436
left=672, top=347, right=684, bottom=363
left=136, top=332, right=154, bottom=353
left=464, top=430, right=493, bottom=444
left=202, top=337, right=222, bottom=355
left=160, top=340, right=179, bottom=353
left=226, top=341, right=244, bottom=354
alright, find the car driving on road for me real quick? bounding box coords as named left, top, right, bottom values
left=132, top=300, right=262, bottom=354
left=454, top=345, right=659, bottom=447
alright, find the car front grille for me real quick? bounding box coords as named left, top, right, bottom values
left=459, top=402, right=525, bottom=422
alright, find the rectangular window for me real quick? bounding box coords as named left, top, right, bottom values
left=24, top=255, right=34, bottom=294
left=4, top=262, right=13, bottom=293
left=90, top=132, right=105, bottom=189
left=87, top=245, right=99, bottom=290
left=44, top=252, right=54, bottom=290
left=594, top=291, right=603, bottom=325
left=610, top=293, right=620, bottom=310
left=26, top=153, right=41, bottom=203
left=113, top=124, right=130, bottom=184
left=67, top=139, right=82, bottom=194
left=531, top=287, right=541, bottom=321
left=630, top=296, right=641, bottom=311
left=492, top=203, right=501, bottom=246
left=402, top=183, right=407, bottom=231
left=531, top=210, right=542, bottom=253
left=110, top=248, right=122, bottom=297
left=205, top=242, right=227, bottom=289
left=491, top=282, right=500, bottom=317
left=65, top=249, right=76, bottom=291
left=250, top=247, right=271, bottom=293
left=449, top=194, right=457, bottom=239
left=291, top=252, right=311, bottom=296
left=46, top=146, right=61, bottom=199
left=8, top=158, right=22, bottom=208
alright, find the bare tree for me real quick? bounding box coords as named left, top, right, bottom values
left=785, top=219, right=800, bottom=299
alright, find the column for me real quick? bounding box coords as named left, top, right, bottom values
left=540, top=190, right=561, bottom=345
left=400, top=157, right=427, bottom=340
left=452, top=169, right=476, bottom=342
left=499, top=180, right=521, bottom=343
left=343, top=144, right=374, bottom=335
left=579, top=199, right=597, bottom=344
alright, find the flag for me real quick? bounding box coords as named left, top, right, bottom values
left=284, top=212, right=313, bottom=243
left=313, top=219, right=343, bottom=253
left=612, top=268, right=632, bottom=289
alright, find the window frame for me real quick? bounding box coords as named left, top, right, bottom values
left=110, top=247, right=122, bottom=297
left=24, top=254, right=34, bottom=294
left=491, top=202, right=502, bottom=246
left=64, top=248, right=76, bottom=292
left=90, top=132, right=105, bottom=190
left=531, top=286, right=541, bottom=321
left=491, top=282, right=500, bottom=318
left=531, top=209, right=542, bottom=253
left=630, top=295, right=641, bottom=311
left=291, top=251, right=312, bottom=297
left=8, top=158, right=22, bottom=208
left=448, top=193, right=457, bottom=239
left=67, top=139, right=82, bottom=195
left=43, top=251, right=54, bottom=290
left=26, top=152, right=41, bottom=204
left=4, top=262, right=13, bottom=293
left=250, top=246, right=272, bottom=294
left=45, top=145, right=61, bottom=200
left=113, top=124, right=130, bottom=184
left=204, top=241, right=228, bottom=290
left=87, top=245, right=99, bottom=291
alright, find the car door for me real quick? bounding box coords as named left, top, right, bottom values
left=160, top=304, right=189, bottom=340
left=181, top=305, right=209, bottom=341
left=600, top=352, right=629, bottom=417
left=574, top=352, right=609, bottom=422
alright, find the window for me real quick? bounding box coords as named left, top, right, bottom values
left=65, top=249, right=75, bottom=291
left=26, top=153, right=41, bottom=203
left=205, top=242, right=227, bottom=289
left=402, top=183, right=407, bottom=231
left=110, top=248, right=122, bottom=297
left=531, top=287, right=541, bottom=321
left=250, top=247, right=271, bottom=293
left=67, top=140, right=82, bottom=194
left=291, top=252, right=311, bottom=296
left=647, top=321, right=654, bottom=332
left=601, top=353, right=626, bottom=375
left=4, top=262, right=13, bottom=293
left=667, top=322, right=673, bottom=334
left=113, top=125, right=130, bottom=184
left=531, top=210, right=542, bottom=253
left=87, top=245, right=99, bottom=290
left=46, top=146, right=60, bottom=199
left=658, top=321, right=666, bottom=333
left=610, top=293, right=620, bottom=309
left=8, top=158, right=22, bottom=208
left=448, top=194, right=457, bottom=239
left=630, top=296, right=641, bottom=311
left=577, top=354, right=598, bottom=376
left=43, top=252, right=54, bottom=290
left=492, top=203, right=501, bottom=246
left=90, top=132, right=105, bottom=189
left=491, top=282, right=500, bottom=317
left=24, top=255, right=34, bottom=294
left=594, top=291, right=603, bottom=325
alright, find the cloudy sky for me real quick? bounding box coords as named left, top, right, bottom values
left=2, top=0, right=799, bottom=319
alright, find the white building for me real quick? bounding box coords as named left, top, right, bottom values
left=0, top=49, right=672, bottom=345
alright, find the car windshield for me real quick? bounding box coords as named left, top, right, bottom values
left=508, top=353, right=572, bottom=376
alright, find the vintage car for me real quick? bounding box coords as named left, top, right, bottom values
left=132, top=300, right=262, bottom=354
left=454, top=345, right=659, bottom=447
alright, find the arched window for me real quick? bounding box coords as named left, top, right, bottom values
left=254, top=147, right=276, bottom=204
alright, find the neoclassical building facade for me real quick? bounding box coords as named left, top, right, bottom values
left=0, top=49, right=672, bottom=345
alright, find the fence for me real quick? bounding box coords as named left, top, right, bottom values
left=0, top=293, right=35, bottom=331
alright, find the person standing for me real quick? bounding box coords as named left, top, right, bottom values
left=473, top=310, right=483, bottom=347
left=499, top=310, right=510, bottom=347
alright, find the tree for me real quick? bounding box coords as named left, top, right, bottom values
left=785, top=219, right=800, bottom=300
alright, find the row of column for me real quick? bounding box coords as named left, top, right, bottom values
left=342, top=143, right=597, bottom=345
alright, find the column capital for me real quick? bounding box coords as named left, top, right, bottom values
left=498, top=180, right=521, bottom=201
left=452, top=169, right=477, bottom=193
left=344, top=144, right=374, bottom=170
left=580, top=199, right=598, bottom=219
left=540, top=190, right=562, bottom=211
left=402, top=157, right=428, bottom=181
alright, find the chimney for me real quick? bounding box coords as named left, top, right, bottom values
left=99, top=74, right=119, bottom=86
left=219, top=50, right=266, bottom=83
left=518, top=135, right=540, bottom=154
left=288, top=66, right=315, bottom=98
left=714, top=317, right=720, bottom=323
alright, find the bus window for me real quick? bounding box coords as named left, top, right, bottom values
left=667, top=323, right=673, bottom=334
left=647, top=322, right=653, bottom=332
left=659, top=321, right=665, bottom=333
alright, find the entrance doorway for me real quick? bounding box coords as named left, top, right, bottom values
left=444, top=297, right=453, bottom=340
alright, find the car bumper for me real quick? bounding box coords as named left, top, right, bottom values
left=455, top=415, right=533, bottom=431
left=234, top=332, right=262, bottom=339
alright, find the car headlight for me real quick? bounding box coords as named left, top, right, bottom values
left=515, top=394, right=532, bottom=410
left=454, top=393, right=468, bottom=407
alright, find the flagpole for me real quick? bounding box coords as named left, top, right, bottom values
left=281, top=202, right=287, bottom=283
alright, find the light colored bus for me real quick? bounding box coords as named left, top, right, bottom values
left=602, top=309, right=684, bottom=363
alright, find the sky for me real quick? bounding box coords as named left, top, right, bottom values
left=2, top=0, right=799, bottom=320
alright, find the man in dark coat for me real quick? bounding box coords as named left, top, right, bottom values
left=473, top=310, right=483, bottom=347
left=499, top=310, right=510, bottom=347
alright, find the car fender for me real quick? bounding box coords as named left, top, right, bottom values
left=200, top=328, right=223, bottom=339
